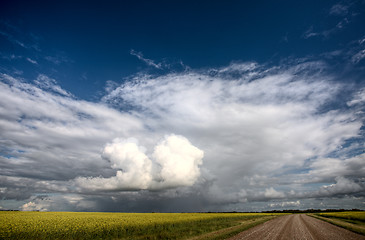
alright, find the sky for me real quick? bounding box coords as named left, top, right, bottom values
left=0, top=0, right=364, bottom=212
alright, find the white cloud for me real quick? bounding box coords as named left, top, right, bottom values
left=301, top=154, right=365, bottom=184
left=44, top=55, right=72, bottom=65
left=154, top=135, right=204, bottom=188
left=26, top=57, right=38, bottom=65
left=34, top=74, right=72, bottom=97
left=21, top=201, right=44, bottom=211
left=318, top=177, right=363, bottom=196
left=130, top=49, right=162, bottom=69
left=21, top=195, right=96, bottom=212
left=330, top=3, right=349, bottom=16
left=76, top=135, right=204, bottom=191
left=76, top=138, right=153, bottom=191
left=0, top=72, right=145, bottom=184
left=351, top=49, right=365, bottom=64
left=269, top=200, right=300, bottom=208
left=0, top=30, right=27, bottom=49
left=216, top=62, right=258, bottom=74
left=264, top=187, right=285, bottom=199
left=103, top=138, right=152, bottom=183
left=303, top=2, right=354, bottom=40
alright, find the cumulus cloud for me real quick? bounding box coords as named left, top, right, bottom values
left=21, top=201, right=42, bottom=211
left=264, top=188, right=285, bottom=199
left=76, top=135, right=204, bottom=191
left=102, top=138, right=152, bottom=190
left=154, top=135, right=204, bottom=188
left=21, top=194, right=96, bottom=212
left=269, top=200, right=300, bottom=208
left=299, top=154, right=365, bottom=184
left=317, top=177, right=364, bottom=196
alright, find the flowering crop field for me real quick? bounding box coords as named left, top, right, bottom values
left=316, top=211, right=365, bottom=222
left=0, top=211, right=280, bottom=239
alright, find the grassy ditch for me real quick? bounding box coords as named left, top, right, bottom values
left=310, top=211, right=365, bottom=236
left=188, top=215, right=277, bottom=240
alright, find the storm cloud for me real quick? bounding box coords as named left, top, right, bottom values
left=0, top=60, right=364, bottom=212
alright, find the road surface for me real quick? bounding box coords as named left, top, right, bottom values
left=227, top=214, right=365, bottom=240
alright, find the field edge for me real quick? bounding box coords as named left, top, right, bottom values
left=188, top=215, right=279, bottom=240
left=308, top=213, right=365, bottom=236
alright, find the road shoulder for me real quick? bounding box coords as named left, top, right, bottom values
left=188, top=215, right=277, bottom=240
left=308, top=213, right=365, bottom=236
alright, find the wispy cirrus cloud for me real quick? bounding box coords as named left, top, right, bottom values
left=303, top=19, right=350, bottom=39
left=130, top=49, right=163, bottom=69
left=26, top=58, right=38, bottom=65
left=44, top=55, right=73, bottom=65
left=34, top=74, right=72, bottom=97
left=0, top=30, right=27, bottom=49
left=0, top=22, right=41, bottom=52
left=302, top=1, right=360, bottom=39
left=330, top=3, right=349, bottom=16
left=351, top=49, right=365, bottom=64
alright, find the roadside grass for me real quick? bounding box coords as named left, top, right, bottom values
left=309, top=211, right=365, bottom=236
left=188, top=215, right=277, bottom=240
left=0, top=211, right=283, bottom=240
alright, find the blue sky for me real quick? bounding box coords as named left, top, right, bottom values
left=0, top=0, right=364, bottom=212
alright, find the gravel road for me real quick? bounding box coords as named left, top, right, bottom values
left=227, top=214, right=365, bottom=240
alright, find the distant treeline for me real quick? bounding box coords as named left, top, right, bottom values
left=202, top=209, right=364, bottom=214
left=262, top=209, right=363, bottom=213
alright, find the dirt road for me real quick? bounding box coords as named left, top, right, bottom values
left=227, top=214, right=365, bottom=240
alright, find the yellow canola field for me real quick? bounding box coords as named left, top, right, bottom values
left=317, top=211, right=365, bottom=222
left=0, top=211, right=279, bottom=239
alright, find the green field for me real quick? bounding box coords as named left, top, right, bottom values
left=0, top=211, right=281, bottom=240
left=312, top=211, right=365, bottom=235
